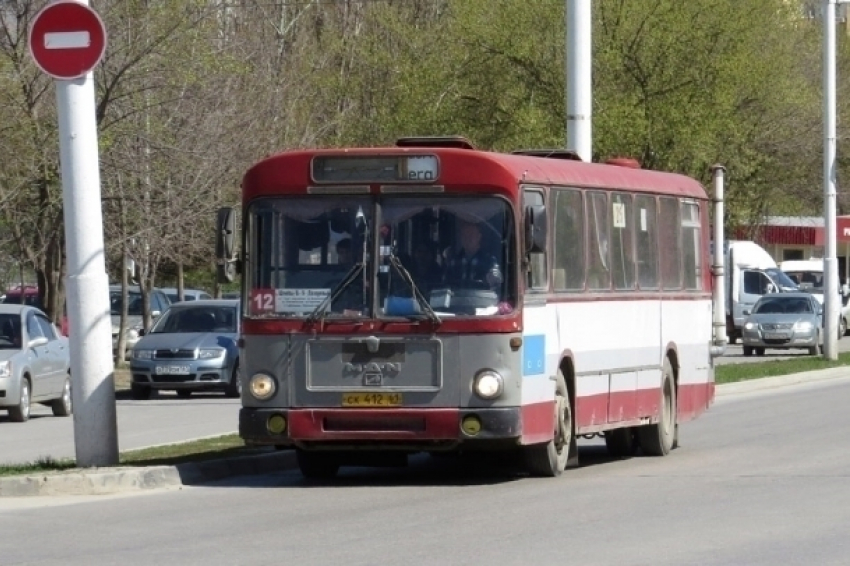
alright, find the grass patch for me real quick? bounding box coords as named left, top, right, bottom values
left=715, top=352, right=850, bottom=384
left=0, top=457, right=79, bottom=477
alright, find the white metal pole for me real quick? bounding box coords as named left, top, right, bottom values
left=711, top=165, right=727, bottom=357
left=57, top=36, right=119, bottom=464
left=566, top=0, right=592, bottom=162
left=824, top=0, right=839, bottom=359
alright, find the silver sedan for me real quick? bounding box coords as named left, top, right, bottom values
left=741, top=292, right=823, bottom=356
left=0, top=304, right=72, bottom=422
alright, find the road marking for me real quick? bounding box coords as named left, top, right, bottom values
left=45, top=31, right=91, bottom=50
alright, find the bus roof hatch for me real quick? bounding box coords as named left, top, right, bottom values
left=395, top=136, right=475, bottom=150
left=511, top=149, right=582, bottom=161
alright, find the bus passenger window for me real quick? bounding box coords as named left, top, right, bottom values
left=553, top=189, right=585, bottom=291
left=659, top=197, right=682, bottom=290
left=587, top=191, right=610, bottom=290
left=635, top=195, right=659, bottom=289
left=681, top=202, right=702, bottom=290
left=610, top=193, right=636, bottom=290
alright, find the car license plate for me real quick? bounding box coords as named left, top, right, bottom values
left=155, top=365, right=190, bottom=375
left=764, top=332, right=787, bottom=340
left=341, top=392, right=402, bottom=407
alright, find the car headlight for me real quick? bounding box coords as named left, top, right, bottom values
left=473, top=370, right=504, bottom=400
left=249, top=373, right=276, bottom=400
left=199, top=348, right=225, bottom=359
left=744, top=322, right=756, bottom=330
left=0, top=360, right=10, bottom=378
left=133, top=349, right=153, bottom=360
left=794, top=321, right=814, bottom=331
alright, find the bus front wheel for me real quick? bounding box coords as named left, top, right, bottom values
left=296, top=449, right=340, bottom=479
left=524, top=373, right=574, bottom=477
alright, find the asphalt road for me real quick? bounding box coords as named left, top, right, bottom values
left=1, top=391, right=240, bottom=466
left=2, top=375, right=850, bottom=565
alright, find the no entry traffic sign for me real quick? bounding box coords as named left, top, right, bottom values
left=28, top=1, right=107, bottom=80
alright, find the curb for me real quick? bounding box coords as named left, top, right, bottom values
left=0, top=450, right=296, bottom=498
left=3, top=367, right=849, bottom=498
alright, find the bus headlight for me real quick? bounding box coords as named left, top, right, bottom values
left=249, top=373, right=276, bottom=400
left=473, top=370, right=504, bottom=400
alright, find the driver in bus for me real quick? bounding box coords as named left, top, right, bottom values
left=335, top=237, right=366, bottom=314
left=443, top=220, right=503, bottom=291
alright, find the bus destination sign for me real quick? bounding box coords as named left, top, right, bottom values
left=312, top=155, right=439, bottom=183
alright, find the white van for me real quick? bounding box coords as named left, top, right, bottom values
left=779, top=258, right=850, bottom=335
left=724, top=241, right=799, bottom=343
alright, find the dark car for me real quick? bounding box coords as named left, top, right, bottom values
left=128, top=300, right=240, bottom=399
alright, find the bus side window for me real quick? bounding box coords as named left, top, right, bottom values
left=553, top=188, right=585, bottom=291
left=586, top=191, right=610, bottom=290
left=659, top=197, right=682, bottom=290
left=610, top=192, right=636, bottom=290
left=635, top=195, right=659, bottom=289
left=681, top=201, right=702, bottom=290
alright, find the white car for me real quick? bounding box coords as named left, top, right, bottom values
left=779, top=259, right=849, bottom=336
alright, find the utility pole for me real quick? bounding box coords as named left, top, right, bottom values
left=566, top=0, right=592, bottom=161
left=824, top=0, right=847, bottom=360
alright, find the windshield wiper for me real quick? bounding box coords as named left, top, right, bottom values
left=387, top=253, right=441, bottom=326
left=305, top=262, right=365, bottom=326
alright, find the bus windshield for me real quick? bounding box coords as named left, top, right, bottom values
left=246, top=196, right=516, bottom=318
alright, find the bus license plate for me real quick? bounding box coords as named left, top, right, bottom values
left=156, top=365, right=190, bottom=375
left=342, top=392, right=402, bottom=407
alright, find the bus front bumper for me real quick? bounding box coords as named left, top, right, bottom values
left=239, top=407, right=522, bottom=448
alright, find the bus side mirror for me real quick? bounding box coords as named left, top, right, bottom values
left=216, top=207, right=240, bottom=283
left=524, top=204, right=547, bottom=254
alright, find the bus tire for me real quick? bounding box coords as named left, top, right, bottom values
left=524, top=373, right=573, bottom=477
left=296, top=449, right=340, bottom=479
left=637, top=358, right=676, bottom=457
left=604, top=427, right=637, bottom=458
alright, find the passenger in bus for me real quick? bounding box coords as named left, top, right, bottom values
left=336, top=238, right=354, bottom=267
left=443, top=220, right=503, bottom=291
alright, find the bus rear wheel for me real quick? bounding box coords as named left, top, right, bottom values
left=296, top=449, right=340, bottom=479
left=524, top=373, right=574, bottom=477
left=637, top=358, right=677, bottom=457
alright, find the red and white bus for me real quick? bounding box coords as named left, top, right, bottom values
left=217, top=136, right=725, bottom=479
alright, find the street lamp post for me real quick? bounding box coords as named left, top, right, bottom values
left=824, top=0, right=847, bottom=360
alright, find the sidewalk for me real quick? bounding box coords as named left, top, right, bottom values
left=2, top=367, right=848, bottom=498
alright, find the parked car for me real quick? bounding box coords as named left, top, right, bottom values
left=110, top=285, right=171, bottom=358
left=160, top=287, right=213, bottom=303
left=129, top=299, right=241, bottom=400
left=0, top=304, right=72, bottom=422
left=741, top=292, right=824, bottom=356
left=2, top=285, right=70, bottom=336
